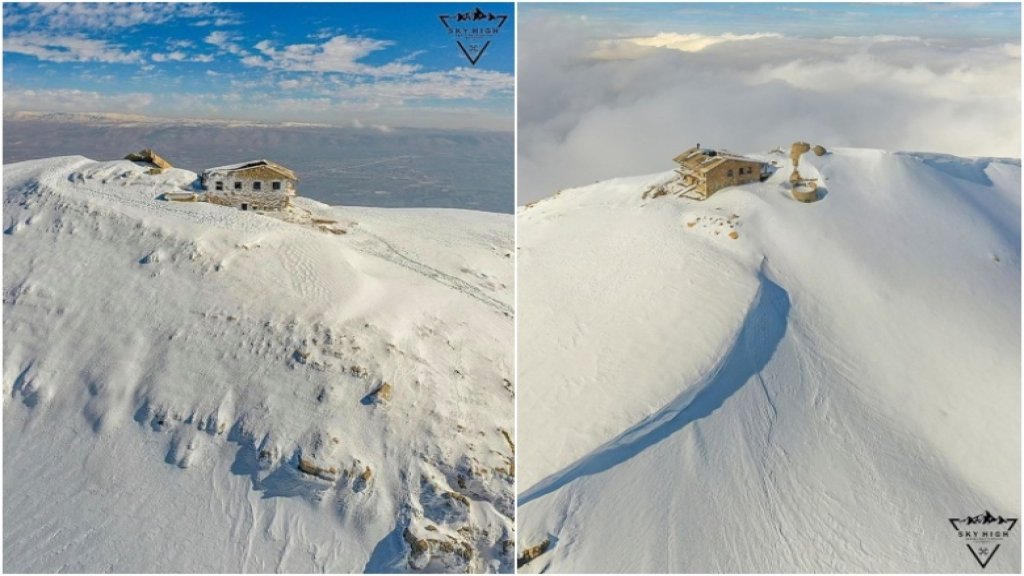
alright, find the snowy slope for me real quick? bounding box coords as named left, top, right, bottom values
left=3, top=156, right=514, bottom=573
left=517, top=148, right=1021, bottom=573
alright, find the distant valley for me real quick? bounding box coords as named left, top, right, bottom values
left=3, top=112, right=513, bottom=213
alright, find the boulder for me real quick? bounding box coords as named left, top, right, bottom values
left=125, top=148, right=173, bottom=172
left=517, top=539, right=551, bottom=568
left=790, top=141, right=811, bottom=167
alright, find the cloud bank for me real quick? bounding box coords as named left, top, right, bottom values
left=518, top=15, right=1021, bottom=203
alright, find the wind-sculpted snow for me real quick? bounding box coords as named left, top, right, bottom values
left=3, top=156, right=514, bottom=573
left=517, top=148, right=1020, bottom=572
left=521, top=264, right=790, bottom=507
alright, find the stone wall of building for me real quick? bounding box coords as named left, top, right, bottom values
left=703, top=159, right=763, bottom=197
left=204, top=166, right=296, bottom=210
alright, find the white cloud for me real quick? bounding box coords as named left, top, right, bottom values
left=351, top=119, right=393, bottom=132
left=241, top=35, right=419, bottom=76
left=4, top=33, right=141, bottom=64
left=4, top=2, right=235, bottom=30
left=152, top=51, right=184, bottom=62
left=3, top=88, right=154, bottom=113
left=517, top=14, right=1021, bottom=203
left=2, top=87, right=512, bottom=131
left=151, top=50, right=213, bottom=63
left=348, top=68, right=514, bottom=102
left=265, top=67, right=512, bottom=102
left=629, top=32, right=783, bottom=53
left=204, top=30, right=245, bottom=56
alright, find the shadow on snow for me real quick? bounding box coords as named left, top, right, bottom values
left=519, top=266, right=791, bottom=506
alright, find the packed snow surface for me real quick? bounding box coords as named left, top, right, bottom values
left=517, top=148, right=1020, bottom=572
left=3, top=156, right=514, bottom=572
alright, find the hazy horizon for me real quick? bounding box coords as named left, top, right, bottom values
left=4, top=114, right=514, bottom=213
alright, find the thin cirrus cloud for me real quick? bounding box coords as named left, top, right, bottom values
left=517, top=11, right=1021, bottom=204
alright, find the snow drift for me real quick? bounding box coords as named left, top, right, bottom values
left=516, top=147, right=1021, bottom=572
left=3, top=156, right=514, bottom=573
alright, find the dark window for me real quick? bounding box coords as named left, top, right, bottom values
left=272, top=181, right=281, bottom=191
left=234, top=181, right=242, bottom=191
left=253, top=181, right=262, bottom=191
left=241, top=203, right=249, bottom=211
left=727, top=169, right=734, bottom=177
left=215, top=181, right=223, bottom=191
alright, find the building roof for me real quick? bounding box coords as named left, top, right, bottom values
left=673, top=147, right=760, bottom=174
left=203, top=159, right=298, bottom=181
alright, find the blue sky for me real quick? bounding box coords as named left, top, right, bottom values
left=526, top=2, right=1021, bottom=40
left=3, top=2, right=514, bottom=130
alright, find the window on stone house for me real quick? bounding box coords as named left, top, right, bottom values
left=215, top=181, right=223, bottom=191
left=253, top=181, right=262, bottom=191
left=234, top=181, right=242, bottom=191
left=727, top=169, right=734, bottom=177
left=272, top=181, right=281, bottom=191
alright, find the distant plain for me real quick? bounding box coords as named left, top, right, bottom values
left=3, top=116, right=513, bottom=213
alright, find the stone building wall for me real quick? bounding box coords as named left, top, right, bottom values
left=702, top=160, right=763, bottom=197
left=204, top=166, right=296, bottom=210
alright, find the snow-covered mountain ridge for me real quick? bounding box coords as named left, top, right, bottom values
left=517, top=147, right=1021, bottom=572
left=3, top=156, right=514, bottom=573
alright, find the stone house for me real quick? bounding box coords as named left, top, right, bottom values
left=201, top=159, right=298, bottom=210
left=673, top=147, right=767, bottom=200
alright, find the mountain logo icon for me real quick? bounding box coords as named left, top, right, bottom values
left=948, top=511, right=1018, bottom=568
left=438, top=8, right=508, bottom=66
